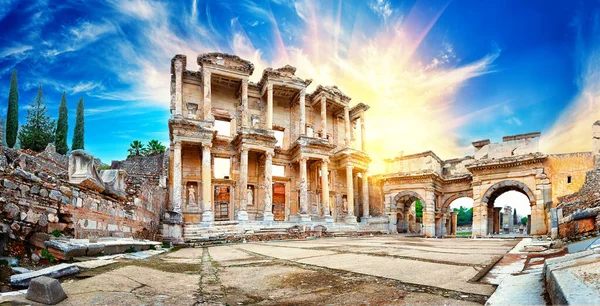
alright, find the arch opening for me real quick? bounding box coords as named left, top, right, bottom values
left=481, top=180, right=535, bottom=236
left=448, top=197, right=474, bottom=236
left=393, top=191, right=424, bottom=234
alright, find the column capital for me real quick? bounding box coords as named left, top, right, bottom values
left=321, top=157, right=330, bottom=164
left=202, top=68, right=211, bottom=77
left=267, top=82, right=273, bottom=90
left=241, top=77, right=249, bottom=85
left=346, top=163, right=354, bottom=170
left=265, top=150, right=274, bottom=158
left=298, top=156, right=309, bottom=163
left=201, top=142, right=212, bottom=149
left=173, top=141, right=182, bottom=149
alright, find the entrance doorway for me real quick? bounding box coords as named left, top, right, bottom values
left=214, top=185, right=230, bottom=221
left=272, top=182, right=286, bottom=221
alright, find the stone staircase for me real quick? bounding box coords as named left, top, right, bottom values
left=182, top=221, right=241, bottom=243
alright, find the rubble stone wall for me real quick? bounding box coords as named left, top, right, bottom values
left=0, top=147, right=166, bottom=244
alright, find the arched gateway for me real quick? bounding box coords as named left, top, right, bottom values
left=375, top=132, right=571, bottom=238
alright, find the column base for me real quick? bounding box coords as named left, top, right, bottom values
left=237, top=210, right=249, bottom=222
left=262, top=212, right=274, bottom=222
left=201, top=211, right=214, bottom=226
left=360, top=216, right=370, bottom=224
left=298, top=213, right=312, bottom=222
left=324, top=215, right=334, bottom=223
left=345, top=215, right=358, bottom=224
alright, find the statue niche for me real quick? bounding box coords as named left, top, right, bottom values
left=186, top=182, right=199, bottom=208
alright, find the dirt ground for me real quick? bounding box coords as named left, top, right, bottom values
left=1, top=236, right=519, bottom=305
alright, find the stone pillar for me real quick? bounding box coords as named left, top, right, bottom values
left=266, top=83, right=273, bottom=129
left=493, top=207, right=502, bottom=234
left=241, top=78, right=249, bottom=128
left=238, top=148, right=249, bottom=221
left=201, top=143, right=213, bottom=223
left=172, top=142, right=183, bottom=214
left=504, top=206, right=513, bottom=234
left=202, top=69, right=212, bottom=121
left=593, top=120, right=600, bottom=169
left=263, top=151, right=274, bottom=222
left=320, top=94, right=327, bottom=139
left=362, top=171, right=369, bottom=220
left=298, top=157, right=310, bottom=221
left=441, top=214, right=447, bottom=237
left=299, top=88, right=306, bottom=135
left=423, top=191, right=436, bottom=237
left=451, top=211, right=458, bottom=235
left=487, top=206, right=494, bottom=235
left=360, top=113, right=366, bottom=151
left=345, top=164, right=355, bottom=223
left=321, top=158, right=332, bottom=222
left=344, top=107, right=351, bottom=147
left=174, top=59, right=183, bottom=117
left=353, top=172, right=360, bottom=217
left=527, top=214, right=531, bottom=235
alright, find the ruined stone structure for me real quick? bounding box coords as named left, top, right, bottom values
left=166, top=53, right=380, bottom=242
left=371, top=132, right=594, bottom=237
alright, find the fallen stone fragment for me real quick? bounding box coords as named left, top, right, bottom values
left=11, top=267, right=32, bottom=274
left=44, top=240, right=88, bottom=261
left=26, top=276, right=67, bottom=305
left=68, top=150, right=105, bottom=192
left=11, top=263, right=79, bottom=287
left=99, top=169, right=128, bottom=200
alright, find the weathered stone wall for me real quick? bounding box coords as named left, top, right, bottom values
left=0, top=146, right=166, bottom=244
left=544, top=153, right=593, bottom=206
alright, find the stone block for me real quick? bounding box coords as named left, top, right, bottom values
left=44, top=240, right=88, bottom=261
left=25, top=276, right=67, bottom=304
left=99, top=169, right=128, bottom=200
left=68, top=150, right=105, bottom=192
left=12, top=168, right=41, bottom=183
left=11, top=263, right=79, bottom=287
left=86, top=243, right=105, bottom=256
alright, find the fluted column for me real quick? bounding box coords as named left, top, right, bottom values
left=299, top=88, right=306, bottom=135
left=237, top=148, right=249, bottom=221
left=172, top=142, right=182, bottom=214
left=346, top=164, right=354, bottom=217
left=241, top=78, right=249, bottom=128
left=362, top=171, right=369, bottom=219
left=344, top=107, right=351, bottom=147
left=320, top=95, right=327, bottom=139
left=321, top=158, right=332, bottom=221
left=174, top=60, right=183, bottom=117
left=266, top=83, right=273, bottom=129
left=263, top=151, right=274, bottom=222
left=201, top=143, right=213, bottom=223
left=298, top=157, right=310, bottom=221
left=360, top=113, right=366, bottom=151
left=202, top=69, right=212, bottom=121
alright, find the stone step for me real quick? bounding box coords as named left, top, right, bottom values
left=10, top=263, right=80, bottom=287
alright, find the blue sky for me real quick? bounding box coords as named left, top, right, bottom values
left=0, top=0, right=599, bottom=172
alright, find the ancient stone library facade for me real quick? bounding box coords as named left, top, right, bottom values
left=164, top=53, right=381, bottom=242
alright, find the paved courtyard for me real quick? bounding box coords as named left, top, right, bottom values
left=1, top=236, right=520, bottom=305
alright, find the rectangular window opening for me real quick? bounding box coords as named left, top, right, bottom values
left=274, top=130, right=284, bottom=147
left=215, top=119, right=231, bottom=137
left=214, top=157, right=231, bottom=179
left=273, top=165, right=285, bottom=177
left=567, top=176, right=572, bottom=184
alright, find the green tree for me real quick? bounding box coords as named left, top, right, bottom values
left=18, top=85, right=55, bottom=152
left=521, top=216, right=528, bottom=226
left=143, top=139, right=166, bottom=156
left=454, top=206, right=473, bottom=226
left=71, top=98, right=85, bottom=150
left=5, top=70, right=19, bottom=148
left=55, top=92, right=69, bottom=154
left=128, top=140, right=145, bottom=156
left=415, top=199, right=423, bottom=218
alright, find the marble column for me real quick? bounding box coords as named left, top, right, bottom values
left=174, top=59, right=183, bottom=117
left=320, top=95, right=327, bottom=139
left=344, top=107, right=351, bottom=147
left=345, top=164, right=355, bottom=223
left=362, top=171, right=369, bottom=220
left=237, top=148, right=249, bottom=221
left=172, top=142, right=182, bottom=214
left=201, top=143, right=213, bottom=223
left=298, top=157, right=310, bottom=221
left=451, top=211, right=458, bottom=235
left=441, top=214, right=447, bottom=237
left=360, top=113, right=366, bottom=151
left=321, top=158, right=332, bottom=222
left=263, top=151, right=274, bottom=222
left=266, top=83, right=273, bottom=129
left=202, top=69, right=212, bottom=121
left=241, top=78, right=249, bottom=128
left=506, top=206, right=514, bottom=234
left=299, top=88, right=306, bottom=135
left=493, top=207, right=502, bottom=234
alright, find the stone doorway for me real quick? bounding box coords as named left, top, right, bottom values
left=273, top=182, right=285, bottom=221
left=214, top=185, right=231, bottom=221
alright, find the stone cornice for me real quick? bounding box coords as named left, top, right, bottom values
left=197, top=52, right=254, bottom=75
left=257, top=65, right=312, bottom=90
left=466, top=154, right=547, bottom=171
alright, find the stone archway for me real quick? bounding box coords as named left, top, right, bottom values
left=442, top=192, right=474, bottom=236
left=476, top=180, right=536, bottom=236
left=393, top=191, right=425, bottom=234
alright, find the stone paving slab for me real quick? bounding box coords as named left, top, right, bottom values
left=296, top=253, right=496, bottom=295
left=485, top=271, right=546, bottom=305
left=74, top=259, right=117, bottom=269
left=209, top=246, right=258, bottom=262
left=238, top=243, right=337, bottom=259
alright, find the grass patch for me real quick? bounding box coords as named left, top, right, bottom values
left=456, top=231, right=472, bottom=236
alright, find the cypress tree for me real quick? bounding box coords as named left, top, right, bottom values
left=55, top=92, right=69, bottom=154
left=71, top=98, right=84, bottom=150
left=5, top=70, right=19, bottom=148
left=18, top=85, right=55, bottom=152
